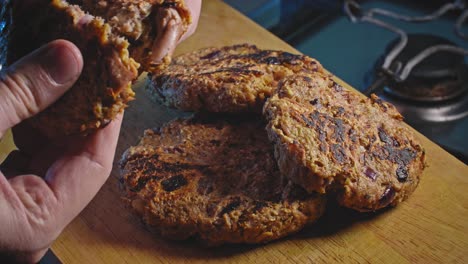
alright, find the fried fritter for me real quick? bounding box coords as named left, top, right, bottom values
left=120, top=116, right=326, bottom=245
left=264, top=74, right=426, bottom=212
left=8, top=0, right=139, bottom=137
left=7, top=0, right=190, bottom=136
left=150, top=44, right=324, bottom=113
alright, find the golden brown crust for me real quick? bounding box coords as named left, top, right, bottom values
left=149, top=44, right=325, bottom=113
left=8, top=0, right=139, bottom=137
left=120, top=116, right=326, bottom=245
left=264, top=74, right=426, bottom=212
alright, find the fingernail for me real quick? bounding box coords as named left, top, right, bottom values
left=40, top=42, right=82, bottom=85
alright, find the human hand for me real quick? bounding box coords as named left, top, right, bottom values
left=0, top=1, right=201, bottom=262
left=0, top=39, right=123, bottom=263
left=180, top=0, right=202, bottom=43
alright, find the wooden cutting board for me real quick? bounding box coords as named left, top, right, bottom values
left=1, top=1, right=466, bottom=263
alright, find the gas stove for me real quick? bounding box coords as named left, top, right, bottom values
left=344, top=1, right=468, bottom=163
left=226, top=0, right=468, bottom=163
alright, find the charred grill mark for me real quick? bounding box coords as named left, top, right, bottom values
left=161, top=174, right=188, bottom=192
left=278, top=51, right=301, bottom=62
left=392, top=148, right=417, bottom=167
left=216, top=50, right=303, bottom=66
left=318, top=129, right=327, bottom=144
left=243, top=50, right=271, bottom=61
left=378, top=127, right=394, bottom=145
left=331, top=144, right=346, bottom=164
left=378, top=127, right=400, bottom=147
left=310, top=111, right=321, bottom=123
left=143, top=162, right=159, bottom=175
left=378, top=127, right=393, bottom=145
left=302, top=111, right=350, bottom=157
left=228, top=44, right=257, bottom=50
left=219, top=197, right=241, bottom=216
left=252, top=50, right=304, bottom=65
left=333, top=119, right=345, bottom=142
left=262, top=56, right=281, bottom=65
left=301, top=114, right=315, bottom=127
left=199, top=67, right=263, bottom=77
left=200, top=50, right=221, bottom=60
left=376, top=127, right=417, bottom=182
left=310, top=98, right=319, bottom=105
left=258, top=52, right=302, bottom=65
left=310, top=112, right=328, bottom=145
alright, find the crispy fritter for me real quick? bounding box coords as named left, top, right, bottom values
left=149, top=44, right=325, bottom=113
left=8, top=0, right=139, bottom=137
left=120, top=116, right=326, bottom=245
left=263, top=74, right=426, bottom=212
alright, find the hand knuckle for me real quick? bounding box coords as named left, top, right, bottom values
left=0, top=70, right=42, bottom=119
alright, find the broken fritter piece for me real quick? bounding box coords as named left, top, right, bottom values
left=71, top=0, right=191, bottom=71
left=8, top=0, right=139, bottom=137
left=7, top=0, right=191, bottom=136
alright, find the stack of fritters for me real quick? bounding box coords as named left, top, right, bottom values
left=120, top=44, right=426, bottom=245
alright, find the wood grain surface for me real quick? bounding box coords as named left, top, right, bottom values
left=1, top=1, right=467, bottom=263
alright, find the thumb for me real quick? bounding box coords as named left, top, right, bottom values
left=0, top=40, right=83, bottom=133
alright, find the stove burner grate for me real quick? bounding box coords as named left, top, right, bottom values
left=344, top=0, right=468, bottom=95
left=369, top=34, right=468, bottom=123
left=344, top=0, right=468, bottom=123
left=380, top=34, right=468, bottom=103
